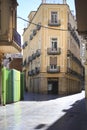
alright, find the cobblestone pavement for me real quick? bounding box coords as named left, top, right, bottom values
left=0, top=91, right=86, bottom=130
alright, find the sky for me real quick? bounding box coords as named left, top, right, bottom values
left=17, top=0, right=75, bottom=43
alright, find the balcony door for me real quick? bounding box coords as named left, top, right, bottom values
left=48, top=79, right=58, bottom=95
left=51, top=38, right=57, bottom=51
left=50, top=57, right=57, bottom=70
left=51, top=12, right=58, bottom=24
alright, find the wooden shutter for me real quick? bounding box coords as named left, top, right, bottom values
left=50, top=57, right=57, bottom=65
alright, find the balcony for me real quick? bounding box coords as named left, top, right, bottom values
left=70, top=29, right=80, bottom=48
left=31, top=69, right=36, bottom=75
left=67, top=67, right=82, bottom=79
left=0, top=28, right=21, bottom=54
left=47, top=48, right=61, bottom=55
left=36, top=24, right=41, bottom=30
left=28, top=68, right=40, bottom=76
left=67, top=50, right=71, bottom=57
left=68, top=22, right=72, bottom=31
left=33, top=29, right=37, bottom=36
left=36, top=49, right=41, bottom=57
left=47, top=66, right=60, bottom=73
left=32, top=53, right=36, bottom=60
left=35, top=67, right=40, bottom=74
left=48, top=20, right=61, bottom=26
left=22, top=41, right=28, bottom=49
left=28, top=56, right=33, bottom=62
left=30, top=34, right=33, bottom=40
left=28, top=71, right=33, bottom=76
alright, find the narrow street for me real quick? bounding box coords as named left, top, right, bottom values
left=0, top=91, right=87, bottom=130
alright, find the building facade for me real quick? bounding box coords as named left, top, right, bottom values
left=23, top=3, right=83, bottom=95
left=0, top=0, right=21, bottom=65
left=0, top=0, right=21, bottom=103
left=75, top=0, right=87, bottom=98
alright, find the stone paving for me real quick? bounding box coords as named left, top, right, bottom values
left=0, top=91, right=86, bottom=130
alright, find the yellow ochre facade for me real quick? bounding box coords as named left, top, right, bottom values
left=23, top=3, right=84, bottom=95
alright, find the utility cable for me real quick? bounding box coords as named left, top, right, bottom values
left=17, top=16, right=72, bottom=32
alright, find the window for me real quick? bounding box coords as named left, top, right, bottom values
left=50, top=57, right=57, bottom=69
left=50, top=64, right=57, bottom=69
left=51, top=38, right=57, bottom=51
left=51, top=12, right=58, bottom=23
left=67, top=57, right=71, bottom=68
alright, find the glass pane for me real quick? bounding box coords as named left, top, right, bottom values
left=51, top=12, right=57, bottom=23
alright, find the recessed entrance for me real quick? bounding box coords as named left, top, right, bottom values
left=48, top=79, right=58, bottom=95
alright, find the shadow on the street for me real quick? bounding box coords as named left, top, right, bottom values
left=24, top=92, right=61, bottom=101
left=23, top=92, right=82, bottom=102
left=46, top=98, right=87, bottom=130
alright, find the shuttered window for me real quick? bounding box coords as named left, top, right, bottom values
left=50, top=57, right=57, bottom=65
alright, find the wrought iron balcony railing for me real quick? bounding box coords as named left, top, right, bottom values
left=48, top=20, right=61, bottom=26
left=28, top=56, right=33, bottom=62
left=33, top=29, right=37, bottom=36
left=32, top=53, right=36, bottom=60
left=36, top=49, right=41, bottom=57
left=35, top=67, right=40, bottom=74
left=30, top=34, right=33, bottom=40
left=22, top=41, right=28, bottom=49
left=47, top=48, right=61, bottom=55
left=31, top=69, right=36, bottom=75
left=28, top=71, right=33, bottom=76
left=36, top=24, right=41, bottom=30
left=47, top=66, right=60, bottom=73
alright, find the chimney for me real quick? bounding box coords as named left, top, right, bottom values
left=63, top=0, right=66, bottom=4
left=42, top=0, right=46, bottom=3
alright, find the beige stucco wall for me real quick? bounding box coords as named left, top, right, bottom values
left=0, top=0, right=17, bottom=38
left=59, top=77, right=81, bottom=95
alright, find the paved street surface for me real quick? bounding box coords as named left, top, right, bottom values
left=0, top=91, right=87, bottom=130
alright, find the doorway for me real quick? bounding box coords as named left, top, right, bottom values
left=48, top=79, right=58, bottom=95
